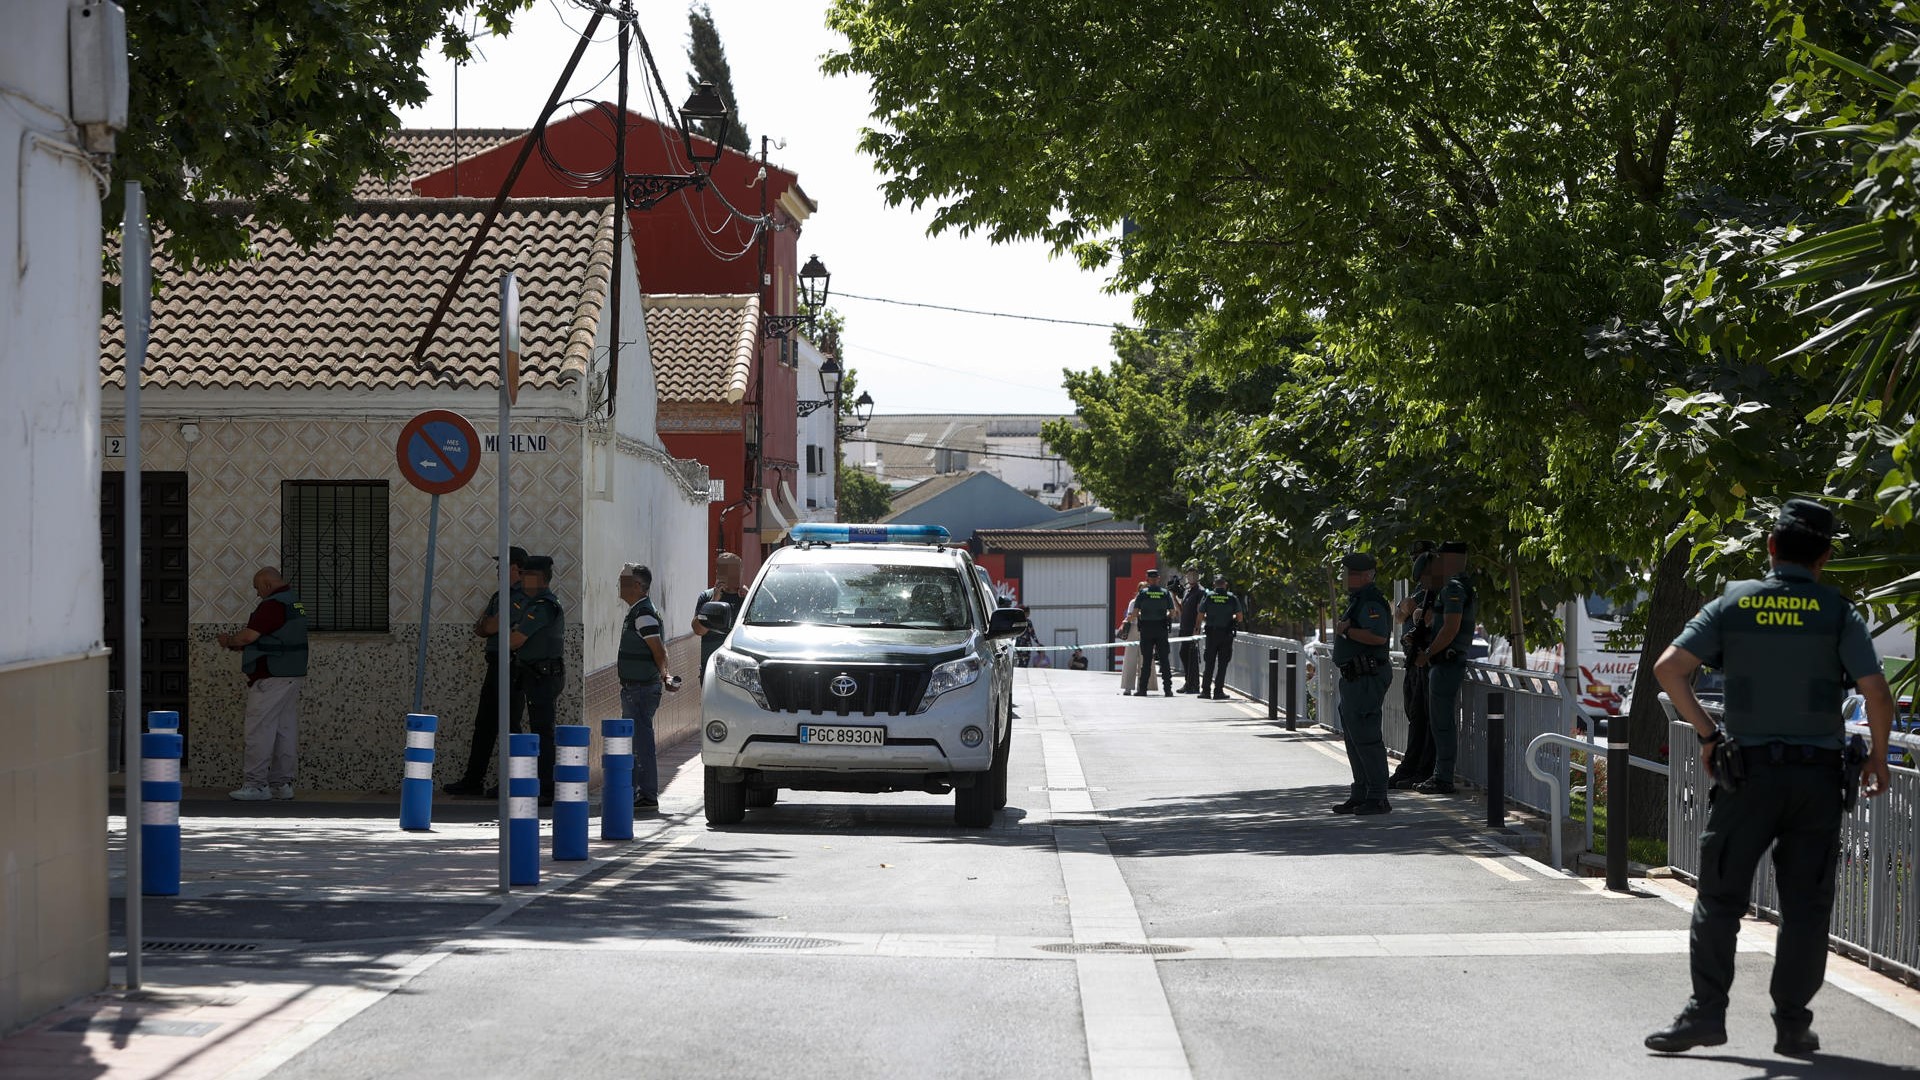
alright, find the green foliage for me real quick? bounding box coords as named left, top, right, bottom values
left=686, top=3, right=751, bottom=154
left=112, top=0, right=529, bottom=274
left=838, top=464, right=892, bottom=523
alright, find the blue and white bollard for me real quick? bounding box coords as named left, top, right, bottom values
left=140, top=731, right=183, bottom=896
left=400, top=713, right=437, bottom=831
left=146, top=709, right=179, bottom=733
left=552, top=725, right=590, bottom=861
left=601, top=718, right=635, bottom=841
left=507, top=733, right=540, bottom=886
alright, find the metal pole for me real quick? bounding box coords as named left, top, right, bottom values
left=121, top=182, right=149, bottom=989
left=1267, top=648, right=1279, bottom=724
left=1285, top=651, right=1298, bottom=732
left=606, top=5, right=628, bottom=415
left=412, top=494, right=440, bottom=713
left=1486, top=691, right=1506, bottom=829
left=1607, top=728, right=1630, bottom=892
left=497, top=273, right=515, bottom=895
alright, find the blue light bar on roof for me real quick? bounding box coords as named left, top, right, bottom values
left=790, top=523, right=951, bottom=545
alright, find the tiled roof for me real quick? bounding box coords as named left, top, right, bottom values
left=102, top=198, right=614, bottom=392
left=642, top=294, right=759, bottom=405
left=353, top=128, right=527, bottom=199
left=974, top=528, right=1154, bottom=554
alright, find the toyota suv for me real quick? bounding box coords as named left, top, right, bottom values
left=698, top=524, right=1028, bottom=827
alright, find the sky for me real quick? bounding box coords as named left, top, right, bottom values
left=398, top=0, right=1137, bottom=416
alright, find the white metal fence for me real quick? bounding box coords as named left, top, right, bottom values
left=1217, top=633, right=1311, bottom=723
left=1666, top=716, right=1920, bottom=983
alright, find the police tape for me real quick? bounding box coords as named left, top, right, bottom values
left=1012, top=634, right=1212, bottom=653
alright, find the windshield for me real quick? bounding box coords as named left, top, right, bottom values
left=745, top=562, right=971, bottom=631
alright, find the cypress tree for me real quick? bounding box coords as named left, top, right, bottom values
left=686, top=4, right=750, bottom=154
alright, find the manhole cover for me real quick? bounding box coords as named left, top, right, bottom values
left=689, top=936, right=841, bottom=951
left=1036, top=942, right=1190, bottom=955
left=144, top=940, right=260, bottom=954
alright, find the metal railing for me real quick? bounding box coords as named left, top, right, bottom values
left=1219, top=634, right=1310, bottom=722
left=1525, top=732, right=1670, bottom=871
left=1666, top=712, right=1920, bottom=983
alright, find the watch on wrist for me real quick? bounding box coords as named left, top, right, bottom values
left=1697, top=726, right=1723, bottom=745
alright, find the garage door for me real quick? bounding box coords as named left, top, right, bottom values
left=1021, top=556, right=1111, bottom=664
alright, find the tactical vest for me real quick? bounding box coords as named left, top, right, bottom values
left=1718, top=572, right=1851, bottom=745
left=516, top=590, right=566, bottom=661
left=1203, top=590, right=1239, bottom=634
left=1432, top=573, right=1478, bottom=663
left=1333, top=583, right=1390, bottom=664
left=618, top=596, right=662, bottom=683
left=241, top=589, right=309, bottom=677
left=1135, top=586, right=1174, bottom=623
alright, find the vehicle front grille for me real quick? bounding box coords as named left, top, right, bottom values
left=759, top=664, right=931, bottom=717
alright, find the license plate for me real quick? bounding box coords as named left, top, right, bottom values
left=797, top=724, right=886, bottom=746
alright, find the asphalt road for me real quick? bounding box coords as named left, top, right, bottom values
left=131, top=668, right=1920, bottom=1079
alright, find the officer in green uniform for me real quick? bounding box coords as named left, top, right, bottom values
left=447, top=547, right=530, bottom=797
left=619, top=563, right=679, bottom=811
left=1389, top=546, right=1440, bottom=788
left=1415, top=541, right=1476, bottom=794
left=1132, top=568, right=1177, bottom=697
left=1332, top=553, right=1395, bottom=815
left=1646, top=499, right=1894, bottom=1056
left=515, top=555, right=567, bottom=806
left=1197, top=576, right=1244, bottom=699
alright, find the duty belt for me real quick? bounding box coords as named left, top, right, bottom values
left=1739, top=742, right=1843, bottom=768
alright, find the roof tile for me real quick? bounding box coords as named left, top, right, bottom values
left=642, top=294, right=759, bottom=405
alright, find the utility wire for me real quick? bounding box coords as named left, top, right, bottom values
left=835, top=290, right=1182, bottom=334
left=846, top=434, right=1071, bottom=463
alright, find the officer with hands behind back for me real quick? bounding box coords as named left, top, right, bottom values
left=1332, top=553, right=1395, bottom=815
left=1645, top=499, right=1895, bottom=1057
left=1197, top=575, right=1243, bottom=699
left=1414, top=541, right=1475, bottom=795
left=1389, top=544, right=1440, bottom=788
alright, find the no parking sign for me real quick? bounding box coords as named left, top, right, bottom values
left=396, top=410, right=481, bottom=495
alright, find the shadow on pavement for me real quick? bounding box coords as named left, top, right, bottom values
left=1095, top=783, right=1471, bottom=860
left=1683, top=1052, right=1920, bottom=1077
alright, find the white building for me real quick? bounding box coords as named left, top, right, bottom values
left=794, top=335, right=838, bottom=522
left=845, top=413, right=1082, bottom=505
left=2, top=0, right=122, bottom=1033
left=98, top=197, right=713, bottom=793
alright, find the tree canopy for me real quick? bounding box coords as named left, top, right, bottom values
left=114, top=0, right=528, bottom=272
left=686, top=3, right=751, bottom=154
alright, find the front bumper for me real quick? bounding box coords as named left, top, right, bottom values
left=700, top=672, right=995, bottom=778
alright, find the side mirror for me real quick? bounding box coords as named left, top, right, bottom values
left=700, top=601, right=734, bottom=634
left=987, top=607, right=1030, bottom=640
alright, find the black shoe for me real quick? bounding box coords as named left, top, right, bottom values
left=444, top=779, right=484, bottom=797
left=1645, top=1012, right=1727, bottom=1053
left=1415, top=779, right=1456, bottom=795
left=1774, top=1025, right=1820, bottom=1056
left=1162, top=687, right=1174, bottom=697
left=1178, top=685, right=1199, bottom=694
left=1122, top=689, right=1133, bottom=696
left=633, top=795, right=660, bottom=811
left=1353, top=799, right=1392, bottom=816
left=1330, top=799, right=1362, bottom=814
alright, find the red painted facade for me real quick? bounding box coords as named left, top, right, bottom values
left=410, top=106, right=814, bottom=580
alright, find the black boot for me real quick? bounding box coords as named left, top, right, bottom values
left=1644, top=1011, right=1727, bottom=1053
left=1774, top=1024, right=1820, bottom=1056
left=1330, top=799, right=1362, bottom=814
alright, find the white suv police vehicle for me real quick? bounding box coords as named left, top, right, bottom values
left=699, top=524, right=1027, bottom=827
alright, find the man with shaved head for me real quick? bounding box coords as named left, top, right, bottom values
left=216, top=567, right=309, bottom=801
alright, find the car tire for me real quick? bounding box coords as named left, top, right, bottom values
left=746, top=787, right=778, bottom=808
left=954, top=774, right=996, bottom=828
left=705, top=766, right=746, bottom=825
left=992, top=721, right=1012, bottom=810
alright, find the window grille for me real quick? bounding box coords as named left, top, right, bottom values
left=282, top=480, right=390, bottom=631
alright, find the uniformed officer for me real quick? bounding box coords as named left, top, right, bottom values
left=1645, top=499, right=1894, bottom=1056
left=618, top=563, right=681, bottom=812
left=1177, top=573, right=1206, bottom=693
left=1331, top=553, right=1395, bottom=814
left=692, top=552, right=746, bottom=684
left=1414, top=541, right=1476, bottom=795
left=1197, top=575, right=1243, bottom=699
left=446, top=547, right=530, bottom=797
left=1389, top=546, right=1442, bottom=788
left=1132, top=568, right=1177, bottom=697
left=515, top=555, right=567, bottom=806
left=216, top=567, right=309, bottom=801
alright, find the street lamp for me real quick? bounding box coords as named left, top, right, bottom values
left=764, top=254, right=832, bottom=341
left=623, top=82, right=734, bottom=210
left=818, top=356, right=843, bottom=398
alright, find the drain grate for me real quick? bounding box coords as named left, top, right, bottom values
left=689, top=935, right=842, bottom=951
left=144, top=940, right=260, bottom=954
left=1036, top=942, right=1190, bottom=956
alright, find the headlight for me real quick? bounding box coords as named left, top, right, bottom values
left=713, top=650, right=768, bottom=709
left=916, top=655, right=982, bottom=713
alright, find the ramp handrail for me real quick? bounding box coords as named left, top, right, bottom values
left=1526, top=731, right=1670, bottom=871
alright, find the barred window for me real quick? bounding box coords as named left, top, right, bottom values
left=282, top=480, right=390, bottom=632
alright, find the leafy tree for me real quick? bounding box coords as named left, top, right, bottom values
left=112, top=0, right=528, bottom=273
left=686, top=3, right=751, bottom=154
left=838, top=464, right=892, bottom=522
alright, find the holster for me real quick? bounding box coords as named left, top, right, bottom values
left=519, top=657, right=564, bottom=679
left=1710, top=730, right=1745, bottom=794
left=1338, top=656, right=1382, bottom=680
left=1843, top=734, right=1867, bottom=812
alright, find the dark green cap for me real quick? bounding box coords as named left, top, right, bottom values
left=523, top=554, right=554, bottom=575
left=1412, top=552, right=1434, bottom=577
left=1776, top=498, right=1836, bottom=539
left=1342, top=552, right=1376, bottom=572
left=1438, top=541, right=1469, bottom=554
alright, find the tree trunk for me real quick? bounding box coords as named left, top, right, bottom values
left=1508, top=560, right=1526, bottom=668
left=1624, top=541, right=1704, bottom=841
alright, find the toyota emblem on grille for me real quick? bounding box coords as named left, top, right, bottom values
left=829, top=675, right=858, bottom=698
